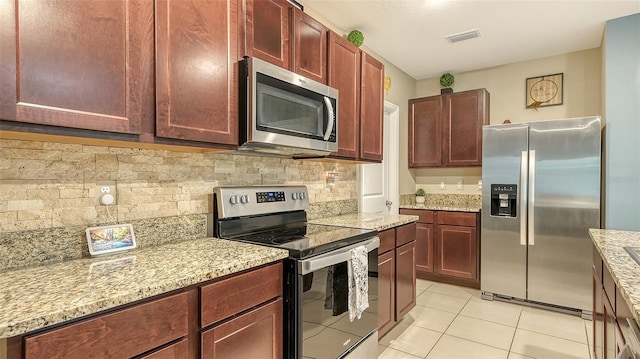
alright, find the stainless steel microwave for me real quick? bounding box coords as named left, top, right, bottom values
left=238, top=57, right=338, bottom=158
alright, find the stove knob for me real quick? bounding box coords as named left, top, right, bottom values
left=292, top=193, right=299, bottom=200
left=240, top=194, right=250, bottom=204
left=229, top=195, right=239, bottom=205
left=300, top=192, right=306, bottom=200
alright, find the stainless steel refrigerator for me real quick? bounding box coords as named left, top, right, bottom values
left=481, top=116, right=601, bottom=315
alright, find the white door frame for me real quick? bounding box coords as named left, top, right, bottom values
left=384, top=101, right=400, bottom=214
left=358, top=101, right=400, bottom=214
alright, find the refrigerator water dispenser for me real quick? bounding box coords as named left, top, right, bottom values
left=490, top=184, right=517, bottom=217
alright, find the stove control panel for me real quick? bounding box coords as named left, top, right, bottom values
left=213, top=185, right=309, bottom=219
left=257, top=191, right=285, bottom=203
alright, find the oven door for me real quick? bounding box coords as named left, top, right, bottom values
left=290, top=237, right=379, bottom=359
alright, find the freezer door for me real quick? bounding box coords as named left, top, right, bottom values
left=481, top=123, right=529, bottom=299
left=527, top=117, right=601, bottom=312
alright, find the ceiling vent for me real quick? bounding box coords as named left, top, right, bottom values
left=445, top=29, right=481, bottom=43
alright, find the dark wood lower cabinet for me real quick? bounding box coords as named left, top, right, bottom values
left=24, top=292, right=189, bottom=359
left=140, top=339, right=189, bottom=359
left=395, top=241, right=416, bottom=319
left=377, top=223, right=416, bottom=338
left=9, top=262, right=283, bottom=359
left=593, top=245, right=637, bottom=359
left=399, top=209, right=480, bottom=288
left=415, top=222, right=434, bottom=273
left=435, top=224, right=477, bottom=280
left=201, top=299, right=283, bottom=358
left=377, top=250, right=396, bottom=337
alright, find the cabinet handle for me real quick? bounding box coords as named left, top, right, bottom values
left=323, top=96, right=335, bottom=141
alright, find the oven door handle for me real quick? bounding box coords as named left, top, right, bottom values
left=299, top=236, right=379, bottom=275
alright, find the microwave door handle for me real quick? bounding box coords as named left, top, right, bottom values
left=323, top=96, right=335, bottom=141
left=298, top=236, right=379, bottom=275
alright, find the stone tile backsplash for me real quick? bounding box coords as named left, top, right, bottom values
left=400, top=193, right=482, bottom=209
left=0, top=139, right=359, bottom=269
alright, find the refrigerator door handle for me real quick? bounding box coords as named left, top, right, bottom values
left=528, top=150, right=536, bottom=246
left=520, top=151, right=528, bottom=246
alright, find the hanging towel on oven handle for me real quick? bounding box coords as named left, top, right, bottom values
left=348, top=245, right=369, bottom=322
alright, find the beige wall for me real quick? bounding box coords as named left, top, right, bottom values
left=406, top=48, right=602, bottom=195
left=303, top=8, right=418, bottom=195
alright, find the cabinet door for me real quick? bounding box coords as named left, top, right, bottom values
left=1, top=0, right=153, bottom=134
left=395, top=241, right=416, bottom=319
left=415, top=223, right=434, bottom=274
left=377, top=250, right=396, bottom=338
left=604, top=295, right=616, bottom=359
left=442, top=89, right=489, bottom=167
left=593, top=271, right=604, bottom=359
left=409, top=96, right=443, bottom=167
left=435, top=224, right=477, bottom=279
left=293, top=9, right=327, bottom=84
left=359, top=52, right=384, bottom=162
left=155, top=0, right=240, bottom=145
left=328, top=31, right=361, bottom=159
left=245, top=0, right=292, bottom=69
left=201, top=299, right=283, bottom=358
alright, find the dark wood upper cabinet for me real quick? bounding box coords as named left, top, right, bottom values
left=409, top=88, right=489, bottom=168
left=245, top=0, right=292, bottom=70
left=0, top=0, right=154, bottom=134
left=443, top=89, right=489, bottom=166
left=293, top=9, right=328, bottom=84
left=327, top=32, right=384, bottom=162
left=327, top=32, right=361, bottom=159
left=360, top=53, right=384, bottom=162
left=155, top=0, right=240, bottom=145
left=409, top=96, right=443, bottom=167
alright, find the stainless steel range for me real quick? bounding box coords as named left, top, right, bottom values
left=211, top=185, right=379, bottom=359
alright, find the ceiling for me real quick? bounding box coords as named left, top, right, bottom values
left=302, top=0, right=640, bottom=80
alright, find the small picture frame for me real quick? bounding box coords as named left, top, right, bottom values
left=86, top=223, right=137, bottom=256
left=525, top=73, right=563, bottom=108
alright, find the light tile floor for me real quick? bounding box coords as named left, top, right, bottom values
left=379, top=279, right=592, bottom=359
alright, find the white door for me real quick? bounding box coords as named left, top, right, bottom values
left=359, top=101, right=399, bottom=214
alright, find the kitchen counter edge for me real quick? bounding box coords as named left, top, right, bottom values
left=399, top=205, right=480, bottom=212
left=590, top=228, right=640, bottom=324
left=309, top=213, right=418, bottom=231
left=0, top=238, right=289, bottom=338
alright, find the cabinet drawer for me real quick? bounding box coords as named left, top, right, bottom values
left=24, top=292, right=189, bottom=359
left=396, top=223, right=416, bottom=247
left=201, top=262, right=283, bottom=327
left=140, top=338, right=189, bottom=359
left=436, top=211, right=476, bottom=226
left=378, top=229, right=395, bottom=254
left=399, top=209, right=434, bottom=224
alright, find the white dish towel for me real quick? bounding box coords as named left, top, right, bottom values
left=348, top=245, right=369, bottom=322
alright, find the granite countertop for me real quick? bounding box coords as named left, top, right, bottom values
left=0, top=238, right=288, bottom=338
left=590, top=229, right=640, bottom=324
left=399, top=204, right=481, bottom=212
left=309, top=213, right=419, bottom=231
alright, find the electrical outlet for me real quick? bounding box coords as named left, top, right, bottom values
left=96, top=181, right=117, bottom=205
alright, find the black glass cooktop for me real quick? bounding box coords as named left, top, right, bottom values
left=225, top=223, right=377, bottom=259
